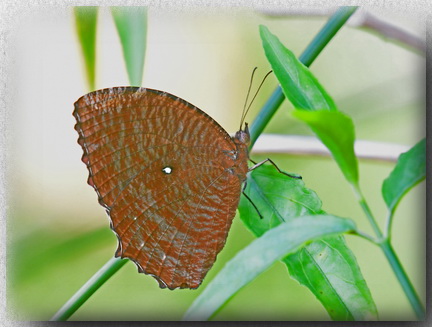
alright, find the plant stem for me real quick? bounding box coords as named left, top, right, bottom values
left=249, top=6, right=359, bottom=147
left=299, top=6, right=359, bottom=67
left=379, top=240, right=425, bottom=320
left=50, top=256, right=127, bottom=321
left=353, top=186, right=425, bottom=320
left=249, top=87, right=284, bottom=148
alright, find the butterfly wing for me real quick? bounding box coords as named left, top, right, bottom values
left=74, top=87, right=243, bottom=289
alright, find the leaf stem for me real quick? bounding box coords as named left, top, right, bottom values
left=249, top=6, right=359, bottom=147
left=50, top=256, right=127, bottom=321
left=352, top=186, right=383, bottom=239
left=350, top=229, right=379, bottom=244
left=383, top=211, right=394, bottom=241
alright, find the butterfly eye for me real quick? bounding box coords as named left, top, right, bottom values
left=162, top=166, right=173, bottom=174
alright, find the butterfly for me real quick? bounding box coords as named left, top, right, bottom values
left=74, top=86, right=253, bottom=290
left=74, top=83, right=298, bottom=290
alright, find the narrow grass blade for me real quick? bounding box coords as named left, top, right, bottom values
left=74, top=7, right=98, bottom=91
left=111, top=6, right=148, bottom=86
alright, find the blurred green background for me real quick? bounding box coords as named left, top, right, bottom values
left=6, top=6, right=425, bottom=321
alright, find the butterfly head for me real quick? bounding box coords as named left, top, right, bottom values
left=234, top=122, right=250, bottom=147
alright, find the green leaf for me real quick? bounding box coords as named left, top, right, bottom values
left=259, top=25, right=337, bottom=111
left=182, top=215, right=356, bottom=321
left=239, top=165, right=377, bottom=321
left=111, top=6, right=148, bottom=86
left=286, top=237, right=378, bottom=321
left=382, top=138, right=426, bottom=214
left=240, top=165, right=324, bottom=235
left=259, top=25, right=359, bottom=187
left=250, top=9, right=358, bottom=147
left=74, top=7, right=98, bottom=91
left=293, top=110, right=359, bottom=187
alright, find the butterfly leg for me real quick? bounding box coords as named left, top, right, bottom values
left=241, top=188, right=264, bottom=219
left=249, top=158, right=302, bottom=179
left=241, top=179, right=263, bottom=219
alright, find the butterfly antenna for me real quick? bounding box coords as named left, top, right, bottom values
left=240, top=67, right=258, bottom=130
left=241, top=70, right=273, bottom=129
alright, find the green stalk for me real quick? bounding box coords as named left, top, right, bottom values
left=50, top=257, right=127, bottom=321
left=248, top=87, right=285, bottom=148
left=249, top=6, right=359, bottom=148
left=379, top=241, right=425, bottom=320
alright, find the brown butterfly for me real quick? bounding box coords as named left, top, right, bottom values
left=74, top=81, right=297, bottom=289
